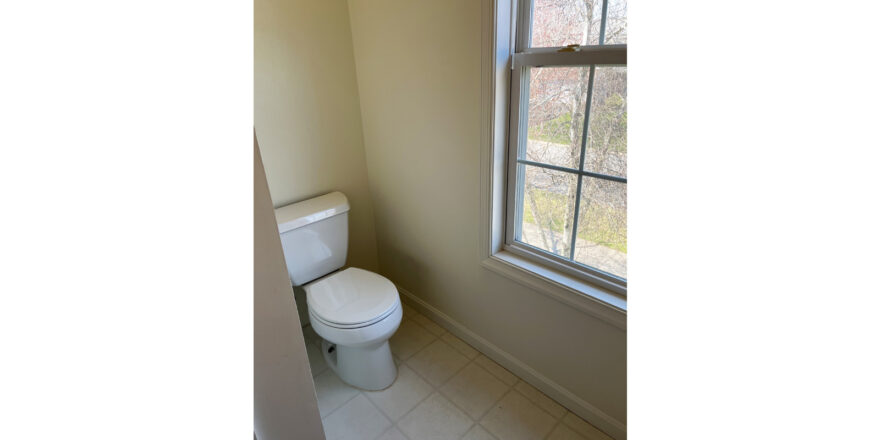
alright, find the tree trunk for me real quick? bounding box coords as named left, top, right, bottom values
left=558, top=0, right=596, bottom=257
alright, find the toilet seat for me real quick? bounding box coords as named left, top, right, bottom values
left=305, top=267, right=400, bottom=328
left=309, top=301, right=399, bottom=329
left=307, top=301, right=402, bottom=348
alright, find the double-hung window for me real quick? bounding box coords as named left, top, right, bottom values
left=505, top=0, right=627, bottom=294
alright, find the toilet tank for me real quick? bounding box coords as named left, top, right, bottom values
left=275, top=192, right=350, bottom=286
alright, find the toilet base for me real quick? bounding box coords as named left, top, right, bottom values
left=322, top=339, right=397, bottom=391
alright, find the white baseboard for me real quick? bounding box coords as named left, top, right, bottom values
left=396, top=286, right=627, bottom=440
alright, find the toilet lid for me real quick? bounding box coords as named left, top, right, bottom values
left=305, top=268, right=399, bottom=326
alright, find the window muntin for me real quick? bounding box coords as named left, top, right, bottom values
left=602, top=0, right=627, bottom=44
left=507, top=0, right=627, bottom=292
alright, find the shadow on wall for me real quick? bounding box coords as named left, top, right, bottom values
left=380, top=245, right=428, bottom=295
left=292, top=286, right=308, bottom=326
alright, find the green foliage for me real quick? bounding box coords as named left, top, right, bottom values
left=523, top=188, right=627, bottom=253
left=526, top=93, right=627, bottom=154
left=522, top=189, right=566, bottom=232
left=589, top=93, right=627, bottom=154
left=527, top=113, right=575, bottom=145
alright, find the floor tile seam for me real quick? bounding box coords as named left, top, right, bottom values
left=404, top=313, right=475, bottom=362
left=402, top=337, right=468, bottom=377
left=512, top=381, right=568, bottom=422
left=438, top=384, right=508, bottom=425
left=393, top=358, right=479, bottom=436
left=471, top=425, right=500, bottom=440
left=476, top=387, right=517, bottom=431
left=386, top=383, right=437, bottom=436
left=435, top=383, right=483, bottom=427
left=417, top=313, right=472, bottom=350
left=440, top=340, right=520, bottom=393
left=436, top=358, right=516, bottom=423
left=395, top=424, right=416, bottom=440
left=476, top=384, right=561, bottom=428
left=440, top=332, right=480, bottom=359
left=469, top=360, right=517, bottom=390
left=510, top=385, right=560, bottom=422
left=398, top=333, right=438, bottom=363
left=387, top=345, right=444, bottom=420
left=396, top=318, right=439, bottom=361
left=542, top=415, right=566, bottom=440
left=477, top=386, right=562, bottom=440
left=406, top=340, right=475, bottom=390
left=465, top=352, right=573, bottom=426
left=360, top=369, right=433, bottom=425
left=475, top=356, right=520, bottom=387
left=413, top=314, right=448, bottom=336
left=374, top=426, right=395, bottom=440
left=378, top=424, right=415, bottom=440
left=403, top=314, right=427, bottom=329
left=362, top=387, right=405, bottom=423
left=401, top=350, right=468, bottom=397
left=318, top=389, right=365, bottom=422
left=358, top=392, right=394, bottom=440
left=412, top=390, right=477, bottom=439
left=364, top=332, right=470, bottom=424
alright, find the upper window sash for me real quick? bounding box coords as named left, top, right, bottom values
left=517, top=0, right=625, bottom=50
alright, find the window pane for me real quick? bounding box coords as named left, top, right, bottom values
left=603, top=0, right=627, bottom=44
left=573, top=177, right=626, bottom=278
left=583, top=66, right=626, bottom=178
left=531, top=0, right=604, bottom=47
left=525, top=66, right=591, bottom=170
left=517, top=164, right=578, bottom=258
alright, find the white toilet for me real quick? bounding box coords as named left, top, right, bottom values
left=275, top=191, right=402, bottom=391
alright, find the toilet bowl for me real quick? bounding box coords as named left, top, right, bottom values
left=305, top=267, right=402, bottom=390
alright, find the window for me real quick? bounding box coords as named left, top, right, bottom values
left=505, top=0, right=627, bottom=294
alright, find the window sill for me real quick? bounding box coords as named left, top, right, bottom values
left=481, top=251, right=626, bottom=330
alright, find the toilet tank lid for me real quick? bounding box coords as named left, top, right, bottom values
left=275, top=191, right=350, bottom=233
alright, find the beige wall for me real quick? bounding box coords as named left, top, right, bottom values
left=255, top=0, right=378, bottom=274
left=254, top=137, right=324, bottom=440
left=347, top=0, right=626, bottom=431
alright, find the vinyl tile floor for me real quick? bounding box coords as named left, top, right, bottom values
left=302, top=303, right=615, bottom=440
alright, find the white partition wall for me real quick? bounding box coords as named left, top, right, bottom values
left=254, top=136, right=325, bottom=440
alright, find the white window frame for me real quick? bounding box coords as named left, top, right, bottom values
left=480, top=0, right=627, bottom=327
